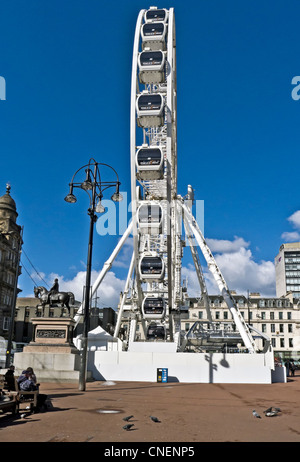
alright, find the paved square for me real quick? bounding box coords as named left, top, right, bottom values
left=1, top=374, right=299, bottom=442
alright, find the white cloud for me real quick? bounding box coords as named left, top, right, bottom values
left=112, top=237, right=133, bottom=268
left=205, top=236, right=250, bottom=253
left=46, top=270, right=125, bottom=308
left=212, top=247, right=275, bottom=296
left=183, top=238, right=276, bottom=297
left=281, top=210, right=300, bottom=243
left=281, top=231, right=300, bottom=242
left=288, top=210, right=300, bottom=229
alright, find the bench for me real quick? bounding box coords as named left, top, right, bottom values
left=0, top=374, right=39, bottom=413
left=0, top=398, right=18, bottom=415
left=0, top=375, right=19, bottom=415
left=14, top=377, right=39, bottom=412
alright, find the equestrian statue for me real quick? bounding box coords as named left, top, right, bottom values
left=34, top=278, right=75, bottom=317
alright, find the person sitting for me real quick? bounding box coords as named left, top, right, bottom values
left=4, top=365, right=16, bottom=391
left=47, top=278, right=59, bottom=305
left=17, top=369, right=38, bottom=392
left=17, top=367, right=48, bottom=412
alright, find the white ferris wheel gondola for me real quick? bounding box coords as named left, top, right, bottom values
left=146, top=323, right=166, bottom=340
left=139, top=253, right=165, bottom=282
left=142, top=296, right=166, bottom=319
left=137, top=202, right=163, bottom=234
left=136, top=93, right=165, bottom=128
left=144, top=7, right=169, bottom=24
left=138, top=50, right=166, bottom=84
left=141, top=22, right=167, bottom=51
left=135, top=146, right=164, bottom=180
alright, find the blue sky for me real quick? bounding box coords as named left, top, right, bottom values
left=1, top=0, right=300, bottom=306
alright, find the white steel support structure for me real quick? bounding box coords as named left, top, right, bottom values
left=78, top=7, right=271, bottom=361
left=181, top=200, right=257, bottom=353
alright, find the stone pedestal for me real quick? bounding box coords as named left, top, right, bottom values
left=25, top=317, right=77, bottom=353
left=13, top=317, right=84, bottom=383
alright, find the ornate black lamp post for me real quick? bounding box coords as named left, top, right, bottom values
left=64, top=158, right=122, bottom=391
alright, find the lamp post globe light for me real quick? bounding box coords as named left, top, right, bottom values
left=64, top=158, right=122, bottom=391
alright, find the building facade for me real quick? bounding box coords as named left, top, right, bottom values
left=275, top=242, right=300, bottom=299
left=0, top=185, right=23, bottom=340
left=14, top=297, right=116, bottom=344
left=186, top=292, right=300, bottom=363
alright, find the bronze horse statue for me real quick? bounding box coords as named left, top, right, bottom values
left=34, top=286, right=75, bottom=317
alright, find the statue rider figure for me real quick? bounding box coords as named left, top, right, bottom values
left=47, top=278, right=59, bottom=305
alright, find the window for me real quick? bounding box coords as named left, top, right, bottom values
left=3, top=316, right=10, bottom=331
left=271, top=324, right=275, bottom=333
left=279, top=312, right=283, bottom=320
left=185, top=323, right=190, bottom=331
left=261, top=312, right=266, bottom=320
left=270, top=312, right=274, bottom=320
left=279, top=324, right=284, bottom=333
left=215, top=311, right=220, bottom=320
left=289, top=338, right=294, bottom=348
left=287, top=312, right=292, bottom=320
left=262, top=324, right=267, bottom=333
left=259, top=300, right=265, bottom=308
left=288, top=324, right=293, bottom=333
left=223, top=311, right=228, bottom=320
left=280, top=338, right=285, bottom=348
left=271, top=338, right=276, bottom=347
left=198, top=311, right=203, bottom=319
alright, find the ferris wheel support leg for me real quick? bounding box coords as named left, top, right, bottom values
left=140, top=318, right=147, bottom=339
left=180, top=202, right=257, bottom=354
left=183, top=217, right=213, bottom=323
left=74, top=221, right=133, bottom=327
left=114, top=251, right=135, bottom=339
left=128, top=317, right=137, bottom=345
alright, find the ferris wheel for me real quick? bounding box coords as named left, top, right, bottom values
left=127, top=6, right=182, bottom=344
left=74, top=7, right=269, bottom=355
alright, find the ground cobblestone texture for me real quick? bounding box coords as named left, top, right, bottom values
left=1, top=374, right=300, bottom=442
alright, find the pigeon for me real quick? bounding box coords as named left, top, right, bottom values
left=123, top=415, right=134, bottom=422
left=252, top=410, right=261, bottom=418
left=123, top=423, right=134, bottom=431
left=265, top=411, right=278, bottom=417
left=263, top=406, right=281, bottom=415
left=263, top=407, right=273, bottom=414
left=150, top=416, right=161, bottom=423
